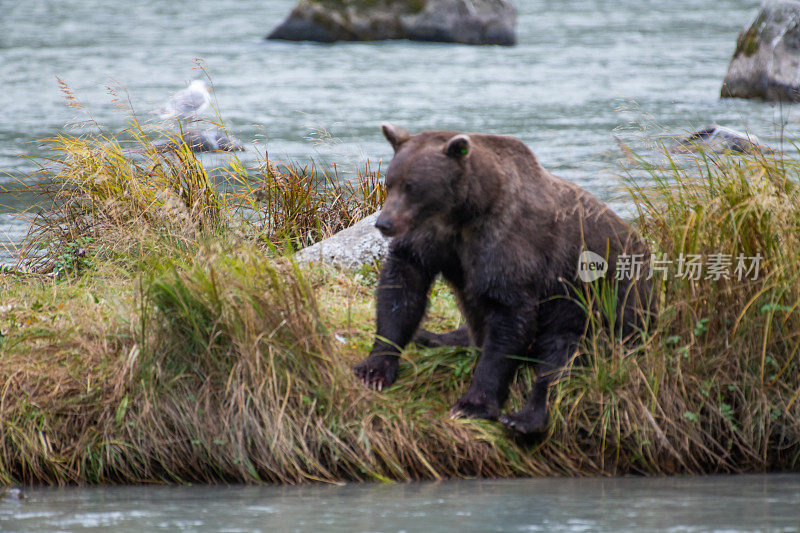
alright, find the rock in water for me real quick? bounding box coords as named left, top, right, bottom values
left=157, top=129, right=245, bottom=153
left=0, top=487, right=24, bottom=500
left=721, top=1, right=800, bottom=102
left=294, top=211, right=390, bottom=269
left=267, top=0, right=517, bottom=46
left=671, top=126, right=770, bottom=155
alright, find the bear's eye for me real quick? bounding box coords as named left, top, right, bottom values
left=404, top=182, right=414, bottom=194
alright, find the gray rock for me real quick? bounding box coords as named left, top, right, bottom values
left=0, top=487, right=24, bottom=500
left=294, top=211, right=390, bottom=269
left=156, top=129, right=245, bottom=153
left=721, top=1, right=800, bottom=102
left=671, top=125, right=773, bottom=155
left=267, top=0, right=517, bottom=46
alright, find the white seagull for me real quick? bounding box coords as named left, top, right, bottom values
left=158, top=80, right=212, bottom=122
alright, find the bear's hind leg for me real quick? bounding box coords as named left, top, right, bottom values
left=414, top=324, right=473, bottom=348
left=499, top=333, right=579, bottom=434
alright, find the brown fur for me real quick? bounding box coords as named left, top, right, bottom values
left=354, top=124, right=652, bottom=434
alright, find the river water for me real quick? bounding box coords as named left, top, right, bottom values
left=0, top=0, right=792, bottom=264
left=2, top=1, right=799, bottom=527
left=2, top=474, right=800, bottom=532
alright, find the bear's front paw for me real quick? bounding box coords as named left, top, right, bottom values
left=353, top=354, right=399, bottom=391
left=450, top=389, right=500, bottom=420
left=499, top=408, right=549, bottom=435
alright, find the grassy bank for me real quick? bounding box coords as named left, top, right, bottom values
left=1, top=126, right=800, bottom=486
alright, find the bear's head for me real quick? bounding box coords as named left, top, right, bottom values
left=375, top=123, right=473, bottom=238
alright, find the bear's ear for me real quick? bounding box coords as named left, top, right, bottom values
left=382, top=123, right=411, bottom=152
left=444, top=134, right=471, bottom=159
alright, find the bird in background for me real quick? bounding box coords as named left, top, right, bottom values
left=157, top=80, right=212, bottom=122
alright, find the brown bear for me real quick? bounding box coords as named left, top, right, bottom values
left=353, top=124, right=652, bottom=434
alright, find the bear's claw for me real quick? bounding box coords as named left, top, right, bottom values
left=450, top=391, right=500, bottom=420
left=499, top=410, right=548, bottom=434
left=353, top=354, right=398, bottom=392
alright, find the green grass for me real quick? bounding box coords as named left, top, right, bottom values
left=1, top=119, right=800, bottom=485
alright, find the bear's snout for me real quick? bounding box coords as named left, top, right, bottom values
left=374, top=216, right=396, bottom=237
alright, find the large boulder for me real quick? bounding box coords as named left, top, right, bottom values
left=294, top=211, right=390, bottom=269
left=267, top=0, right=517, bottom=46
left=721, top=1, right=800, bottom=102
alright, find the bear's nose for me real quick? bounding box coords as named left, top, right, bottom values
left=375, top=218, right=394, bottom=236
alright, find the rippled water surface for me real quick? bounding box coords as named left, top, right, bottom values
left=2, top=474, right=800, bottom=532
left=0, top=0, right=792, bottom=263
left=2, top=4, right=799, bottom=528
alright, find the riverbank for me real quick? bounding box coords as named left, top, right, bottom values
left=1, top=128, right=800, bottom=486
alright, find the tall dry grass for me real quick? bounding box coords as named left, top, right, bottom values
left=545, top=145, right=800, bottom=475
left=1, top=123, right=800, bottom=485
left=16, top=116, right=384, bottom=275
